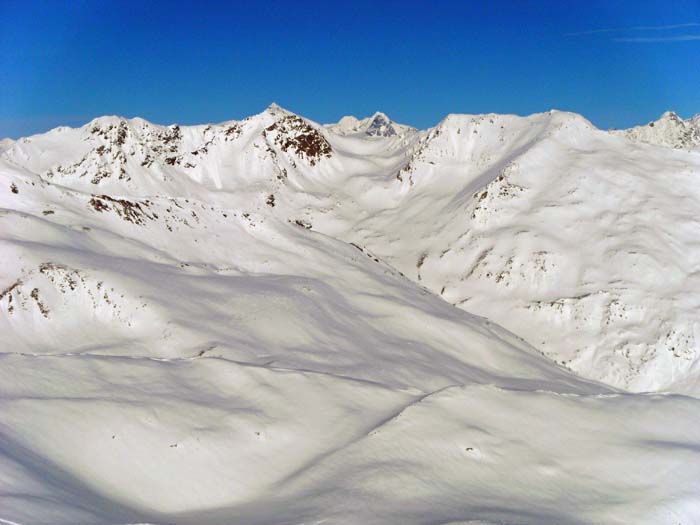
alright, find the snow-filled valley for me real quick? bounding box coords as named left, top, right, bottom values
left=1, top=104, right=700, bottom=524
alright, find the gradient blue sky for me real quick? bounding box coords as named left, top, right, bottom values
left=1, top=0, right=699, bottom=138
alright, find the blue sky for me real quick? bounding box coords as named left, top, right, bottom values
left=1, top=0, right=699, bottom=138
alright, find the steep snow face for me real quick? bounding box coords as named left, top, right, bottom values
left=614, top=111, right=700, bottom=150
left=1, top=106, right=700, bottom=523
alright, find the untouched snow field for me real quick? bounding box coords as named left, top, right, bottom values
left=1, top=105, right=699, bottom=524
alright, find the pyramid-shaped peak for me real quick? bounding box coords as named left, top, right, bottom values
left=249, top=103, right=299, bottom=128
left=366, top=111, right=397, bottom=137
left=370, top=111, right=391, bottom=121
left=264, top=102, right=295, bottom=116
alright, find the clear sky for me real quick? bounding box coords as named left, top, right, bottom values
left=1, top=0, right=699, bottom=138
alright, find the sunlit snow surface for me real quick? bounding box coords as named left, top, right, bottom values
left=1, top=106, right=699, bottom=524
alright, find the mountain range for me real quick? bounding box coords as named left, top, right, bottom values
left=1, top=105, right=699, bottom=524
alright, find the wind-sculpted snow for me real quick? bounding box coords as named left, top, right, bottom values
left=0, top=105, right=699, bottom=524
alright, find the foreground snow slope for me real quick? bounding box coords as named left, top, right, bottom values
left=1, top=106, right=699, bottom=524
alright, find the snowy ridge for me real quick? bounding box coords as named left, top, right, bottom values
left=1, top=105, right=700, bottom=524
left=613, top=111, right=700, bottom=150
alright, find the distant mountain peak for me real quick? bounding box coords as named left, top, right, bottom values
left=369, top=111, right=391, bottom=122
left=86, top=115, right=127, bottom=128
left=660, top=110, right=681, bottom=121
left=326, top=111, right=413, bottom=137
left=336, top=115, right=360, bottom=127
left=264, top=102, right=295, bottom=117
left=614, top=110, right=700, bottom=150
left=366, top=112, right=396, bottom=137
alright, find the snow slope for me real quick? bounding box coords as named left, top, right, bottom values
left=1, top=105, right=699, bottom=524
left=305, top=110, right=700, bottom=393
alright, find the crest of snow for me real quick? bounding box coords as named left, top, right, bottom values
left=613, top=110, right=700, bottom=150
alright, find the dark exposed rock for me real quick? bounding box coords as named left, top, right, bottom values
left=266, top=116, right=332, bottom=166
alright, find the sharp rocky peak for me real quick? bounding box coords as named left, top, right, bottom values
left=328, top=111, right=404, bottom=137
left=365, top=112, right=396, bottom=137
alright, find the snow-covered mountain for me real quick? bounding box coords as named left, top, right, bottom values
left=310, top=110, right=700, bottom=394
left=10, top=104, right=695, bottom=393
left=613, top=111, right=700, bottom=150
left=325, top=110, right=415, bottom=137
left=1, top=105, right=699, bottom=524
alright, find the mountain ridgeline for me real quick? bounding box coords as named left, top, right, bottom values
left=4, top=105, right=700, bottom=394
left=1, top=104, right=700, bottom=524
